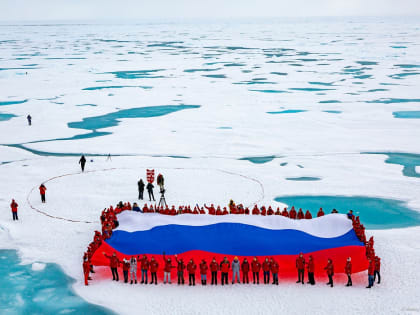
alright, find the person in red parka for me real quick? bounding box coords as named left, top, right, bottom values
left=149, top=257, right=159, bottom=285
left=289, top=207, right=297, bottom=219
left=324, top=258, right=334, bottom=287
left=10, top=199, right=18, bottom=221
left=162, top=252, right=175, bottom=284
left=297, top=208, right=304, bottom=219
left=317, top=208, right=324, bottom=217
left=83, top=256, right=90, bottom=285
left=122, top=258, right=130, bottom=283
left=281, top=208, right=289, bottom=217
left=252, top=205, right=260, bottom=215
left=345, top=257, right=352, bottom=286
left=103, top=252, right=120, bottom=281
left=262, top=258, right=271, bottom=284
left=270, top=258, right=279, bottom=285
left=251, top=257, right=261, bottom=284
left=220, top=257, right=230, bottom=285
left=199, top=259, right=208, bottom=285
left=267, top=206, right=274, bottom=215
left=187, top=259, right=197, bottom=286
left=39, top=184, right=47, bottom=203
left=175, top=254, right=186, bottom=285
left=307, top=255, right=315, bottom=285
left=374, top=256, right=381, bottom=284
left=367, top=258, right=375, bottom=288
left=261, top=206, right=267, bottom=216
left=210, top=257, right=219, bottom=285
left=241, top=258, right=250, bottom=284
left=304, top=210, right=312, bottom=219
left=296, top=253, right=305, bottom=284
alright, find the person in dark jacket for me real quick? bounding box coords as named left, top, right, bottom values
left=27, top=114, right=32, bottom=126
left=79, top=155, right=86, bottom=172
left=146, top=182, right=155, bottom=201
left=138, top=179, right=145, bottom=200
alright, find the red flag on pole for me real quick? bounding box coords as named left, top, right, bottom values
left=147, top=169, right=155, bottom=183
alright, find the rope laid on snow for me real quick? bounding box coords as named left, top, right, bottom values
left=26, top=166, right=265, bottom=223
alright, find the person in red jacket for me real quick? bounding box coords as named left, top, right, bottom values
left=251, top=257, right=261, bottom=284
left=187, top=259, right=197, bottom=286
left=210, top=257, right=219, bottom=285
left=275, top=207, right=281, bottom=215
left=216, top=206, right=222, bottom=215
left=222, top=207, right=228, bottom=215
left=307, top=255, right=315, bottom=285
left=324, top=258, right=334, bottom=287
left=162, top=252, right=175, bottom=284
left=122, top=258, right=130, bottom=283
left=317, top=208, right=324, bottom=217
left=261, top=206, right=267, bottom=216
left=270, top=258, right=279, bottom=285
left=296, top=253, right=305, bottom=284
left=204, top=204, right=216, bottom=215
left=297, top=208, right=304, bottom=219
left=304, top=210, right=312, bottom=219
left=267, top=206, right=274, bottom=215
left=200, top=259, right=208, bottom=285
left=149, top=256, right=159, bottom=285
left=220, top=257, right=230, bottom=285
left=10, top=199, right=18, bottom=221
left=345, top=257, right=352, bottom=286
left=174, top=254, right=186, bottom=285
left=281, top=208, right=289, bottom=217
left=83, top=256, right=90, bottom=286
left=374, top=256, right=381, bottom=284
left=241, top=258, right=250, bottom=284
left=289, top=206, right=297, bottom=219
left=367, top=258, right=375, bottom=288
left=252, top=205, right=260, bottom=215
left=39, top=184, right=47, bottom=203
left=103, top=252, right=120, bottom=281
left=262, top=258, right=271, bottom=284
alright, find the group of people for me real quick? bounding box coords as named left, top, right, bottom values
left=83, top=200, right=381, bottom=289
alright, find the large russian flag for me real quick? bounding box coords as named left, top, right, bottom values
left=92, top=212, right=368, bottom=279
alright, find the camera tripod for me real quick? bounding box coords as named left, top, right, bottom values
left=158, top=189, right=167, bottom=208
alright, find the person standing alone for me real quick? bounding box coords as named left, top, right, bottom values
left=137, top=179, right=145, bottom=200
left=10, top=199, right=18, bottom=221
left=79, top=155, right=86, bottom=172
left=39, top=184, right=47, bottom=203
left=27, top=114, right=32, bottom=126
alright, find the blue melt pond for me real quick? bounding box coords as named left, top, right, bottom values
left=393, top=111, right=420, bottom=119
left=105, top=70, right=165, bottom=79
left=68, top=105, right=200, bottom=131
left=286, top=177, right=321, bottom=181
left=274, top=196, right=420, bottom=229
left=363, top=152, right=420, bottom=178
left=239, top=156, right=277, bottom=164
left=0, top=250, right=113, bottom=314
left=267, top=110, right=307, bottom=114
left=250, top=89, right=288, bottom=93
left=323, top=110, right=342, bottom=114
left=0, top=113, right=17, bottom=121
left=0, top=99, right=28, bottom=106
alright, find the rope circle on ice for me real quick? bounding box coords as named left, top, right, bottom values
left=26, top=167, right=265, bottom=223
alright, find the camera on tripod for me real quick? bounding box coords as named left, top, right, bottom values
left=157, top=174, right=167, bottom=207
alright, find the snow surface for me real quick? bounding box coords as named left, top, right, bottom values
left=31, top=262, right=46, bottom=271
left=1, top=18, right=420, bottom=315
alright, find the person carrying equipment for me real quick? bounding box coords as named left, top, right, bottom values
left=39, top=184, right=47, bottom=203
left=146, top=182, right=155, bottom=201
left=79, top=155, right=86, bottom=172
left=137, top=179, right=145, bottom=200
left=10, top=199, right=18, bottom=221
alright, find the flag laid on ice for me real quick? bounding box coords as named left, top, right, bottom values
left=92, top=212, right=368, bottom=277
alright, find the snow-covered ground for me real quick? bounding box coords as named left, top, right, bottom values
left=1, top=18, right=420, bottom=314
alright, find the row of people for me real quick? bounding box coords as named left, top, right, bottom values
left=98, top=253, right=381, bottom=288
